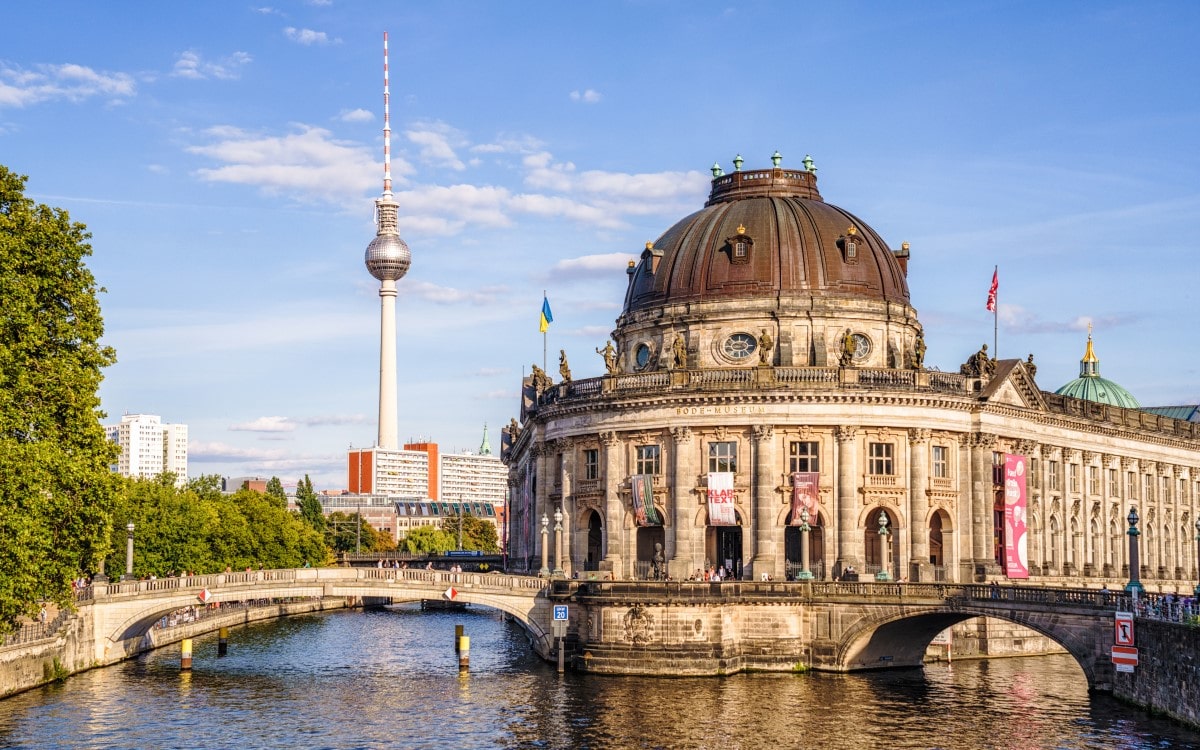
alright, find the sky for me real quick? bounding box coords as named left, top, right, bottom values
left=2, top=1, right=1198, bottom=491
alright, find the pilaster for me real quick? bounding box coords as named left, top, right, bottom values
left=834, top=425, right=861, bottom=575
left=751, top=424, right=779, bottom=579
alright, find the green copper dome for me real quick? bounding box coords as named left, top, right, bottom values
left=1054, top=333, right=1140, bottom=409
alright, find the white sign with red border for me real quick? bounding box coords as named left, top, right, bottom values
left=1114, top=611, right=1135, bottom=646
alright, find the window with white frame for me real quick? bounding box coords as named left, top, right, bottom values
left=788, top=441, right=819, bottom=473
left=636, top=445, right=661, bottom=476
left=583, top=449, right=598, bottom=480
left=868, top=442, right=894, bottom=475
left=932, top=445, right=949, bottom=479
left=708, top=441, right=737, bottom=473
left=1088, top=466, right=1100, bottom=495
left=1049, top=460, right=1060, bottom=491
left=1069, top=463, right=1080, bottom=493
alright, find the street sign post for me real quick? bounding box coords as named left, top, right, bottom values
left=1114, top=611, right=1135, bottom=646
left=1112, top=645, right=1138, bottom=673
left=553, top=604, right=568, bottom=621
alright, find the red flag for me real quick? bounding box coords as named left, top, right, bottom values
left=986, top=268, right=998, bottom=312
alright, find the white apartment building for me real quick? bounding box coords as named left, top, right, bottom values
left=106, top=413, right=188, bottom=487
left=441, top=450, right=507, bottom=506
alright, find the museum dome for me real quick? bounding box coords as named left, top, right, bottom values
left=622, top=155, right=911, bottom=316
left=1055, top=333, right=1141, bottom=409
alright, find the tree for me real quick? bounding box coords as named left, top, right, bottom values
left=295, top=474, right=324, bottom=532
left=402, top=525, right=456, bottom=555
left=0, top=166, right=119, bottom=632
left=265, top=476, right=287, bottom=508
left=441, top=514, right=500, bottom=553
left=325, top=511, right=397, bottom=553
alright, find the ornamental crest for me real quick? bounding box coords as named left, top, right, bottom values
left=622, top=604, right=655, bottom=646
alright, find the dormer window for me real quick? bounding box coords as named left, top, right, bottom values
left=725, top=224, right=753, bottom=265
left=838, top=226, right=860, bottom=264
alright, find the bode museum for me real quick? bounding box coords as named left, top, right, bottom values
left=503, top=155, right=1200, bottom=591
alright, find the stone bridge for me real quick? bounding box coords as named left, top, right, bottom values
left=548, top=580, right=1134, bottom=689
left=77, top=571, right=1133, bottom=690
left=84, top=568, right=552, bottom=665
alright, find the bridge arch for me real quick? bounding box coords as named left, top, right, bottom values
left=833, top=605, right=1104, bottom=689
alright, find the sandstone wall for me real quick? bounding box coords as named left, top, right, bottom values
left=1111, top=618, right=1200, bottom=729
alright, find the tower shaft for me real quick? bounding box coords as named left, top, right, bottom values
left=378, top=279, right=398, bottom=450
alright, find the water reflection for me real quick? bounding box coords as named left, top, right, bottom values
left=0, top=606, right=1196, bottom=750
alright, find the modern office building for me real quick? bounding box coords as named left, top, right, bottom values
left=105, top=413, right=188, bottom=487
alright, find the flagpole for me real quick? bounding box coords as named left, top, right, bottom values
left=993, top=265, right=998, bottom=360
left=542, top=288, right=547, bottom=375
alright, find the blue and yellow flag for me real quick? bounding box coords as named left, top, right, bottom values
left=539, top=296, right=553, bottom=333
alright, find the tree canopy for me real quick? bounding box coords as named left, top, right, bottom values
left=0, top=166, right=118, bottom=631
left=325, top=511, right=397, bottom=554
left=441, top=514, right=500, bottom=553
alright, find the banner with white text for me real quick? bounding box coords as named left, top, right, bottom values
left=707, top=472, right=737, bottom=526
left=1004, top=453, right=1029, bottom=579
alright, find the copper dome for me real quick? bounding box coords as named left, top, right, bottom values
left=622, top=165, right=910, bottom=316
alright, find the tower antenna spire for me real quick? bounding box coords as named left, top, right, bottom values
left=382, top=30, right=392, bottom=198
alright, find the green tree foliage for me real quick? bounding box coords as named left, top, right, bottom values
left=107, top=478, right=331, bottom=576
left=0, top=166, right=118, bottom=631
left=324, top=512, right=397, bottom=553
left=441, top=513, right=500, bottom=553
left=402, top=525, right=456, bottom=555
left=265, top=477, right=287, bottom=508
left=295, top=474, right=324, bottom=531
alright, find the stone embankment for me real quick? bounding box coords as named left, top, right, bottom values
left=1111, top=617, right=1200, bottom=729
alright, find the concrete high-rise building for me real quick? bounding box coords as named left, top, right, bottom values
left=105, top=413, right=188, bottom=487
left=440, top=425, right=508, bottom=506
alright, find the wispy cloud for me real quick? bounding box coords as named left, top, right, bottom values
left=339, top=108, right=373, bottom=123
left=401, top=280, right=509, bottom=305
left=569, top=89, right=602, bottom=104
left=172, top=50, right=252, bottom=80
left=406, top=122, right=467, bottom=171
left=547, top=252, right=633, bottom=281
left=284, top=27, right=334, bottom=45
left=230, top=416, right=295, bottom=432
left=0, top=63, right=135, bottom=108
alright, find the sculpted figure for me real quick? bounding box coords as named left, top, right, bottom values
left=1026, top=353, right=1037, bottom=379
left=759, top=329, right=774, bottom=365
left=530, top=363, right=553, bottom=391
left=913, top=331, right=926, bottom=370
left=652, top=542, right=665, bottom=581
left=960, top=343, right=994, bottom=378
left=672, top=335, right=687, bottom=369
left=596, top=340, right=619, bottom=375
left=839, top=328, right=856, bottom=368
left=558, top=349, right=572, bottom=382
left=508, top=417, right=520, bottom=437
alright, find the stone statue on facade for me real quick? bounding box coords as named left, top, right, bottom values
left=913, top=330, right=926, bottom=370
left=530, top=363, right=553, bottom=391
left=652, top=542, right=665, bottom=580
left=558, top=349, right=572, bottom=382
left=960, top=344, right=995, bottom=378
left=759, top=330, right=774, bottom=365
left=839, top=328, right=856, bottom=368
left=1026, top=353, right=1037, bottom=379
left=507, top=417, right=521, bottom=437
left=672, top=335, right=687, bottom=370
left=596, top=340, right=619, bottom=375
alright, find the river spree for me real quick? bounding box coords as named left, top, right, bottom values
left=1, top=605, right=1198, bottom=749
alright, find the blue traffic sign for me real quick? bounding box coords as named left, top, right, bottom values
left=553, top=605, right=568, bottom=621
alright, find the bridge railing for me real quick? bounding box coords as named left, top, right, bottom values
left=354, top=567, right=548, bottom=592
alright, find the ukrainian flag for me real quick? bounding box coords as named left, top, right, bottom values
left=539, top=296, right=554, bottom=333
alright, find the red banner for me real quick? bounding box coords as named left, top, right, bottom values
left=1003, top=453, right=1028, bottom=578
left=790, top=472, right=819, bottom=525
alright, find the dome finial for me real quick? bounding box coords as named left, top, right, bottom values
left=803, top=154, right=816, bottom=173
left=711, top=162, right=724, bottom=178
left=733, top=154, right=744, bottom=172
left=771, top=150, right=782, bottom=168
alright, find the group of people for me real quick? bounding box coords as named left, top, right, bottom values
left=690, top=565, right=735, bottom=582
left=375, top=559, right=409, bottom=570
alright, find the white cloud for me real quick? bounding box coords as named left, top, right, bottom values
left=339, top=108, right=374, bottom=123
left=400, top=280, right=508, bottom=305
left=188, top=124, right=386, bottom=201
left=548, top=252, right=633, bottom=280
left=230, top=416, right=296, bottom=432
left=406, top=122, right=467, bottom=171
left=284, top=27, right=333, bottom=45
left=172, top=50, right=252, bottom=80
left=0, top=63, right=135, bottom=108
left=569, top=89, right=602, bottom=103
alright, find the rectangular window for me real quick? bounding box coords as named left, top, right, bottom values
left=708, top=441, right=737, bottom=473
left=583, top=449, right=598, bottom=481
left=1049, top=460, right=1060, bottom=491
left=932, top=446, right=949, bottom=479
left=1109, top=468, right=1119, bottom=497
left=868, top=442, right=893, bottom=476
left=1144, top=474, right=1154, bottom=502
left=636, top=445, right=661, bottom=476
left=1069, top=464, right=1080, bottom=493
left=1127, top=472, right=1137, bottom=500
left=1088, top=466, right=1099, bottom=496
left=1161, top=476, right=1170, bottom=503
left=1031, top=458, right=1040, bottom=489
left=788, top=441, right=820, bottom=473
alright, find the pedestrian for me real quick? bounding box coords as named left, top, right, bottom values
left=38, top=605, right=47, bottom=625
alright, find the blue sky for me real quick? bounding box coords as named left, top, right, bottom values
left=3, top=1, right=1198, bottom=490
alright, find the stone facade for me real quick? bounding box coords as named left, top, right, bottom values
left=1112, top=618, right=1200, bottom=729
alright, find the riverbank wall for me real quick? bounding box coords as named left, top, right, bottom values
left=0, top=597, right=348, bottom=700
left=1111, top=618, right=1200, bottom=729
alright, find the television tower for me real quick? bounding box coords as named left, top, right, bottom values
left=363, top=31, right=410, bottom=450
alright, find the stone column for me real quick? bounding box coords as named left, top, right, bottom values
left=834, top=426, right=861, bottom=576
left=969, top=433, right=999, bottom=579
left=559, top=438, right=576, bottom=577
left=751, top=424, right=778, bottom=580
left=533, top=443, right=550, bottom=573
left=669, top=426, right=696, bottom=579
left=908, top=428, right=931, bottom=581
left=600, top=431, right=624, bottom=577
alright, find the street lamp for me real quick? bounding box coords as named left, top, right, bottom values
left=124, top=522, right=135, bottom=580
left=540, top=513, right=550, bottom=577
left=796, top=506, right=814, bottom=581
left=1193, top=516, right=1200, bottom=598
left=1125, top=506, right=1144, bottom=596
left=553, top=506, right=564, bottom=577
left=875, top=513, right=892, bottom=582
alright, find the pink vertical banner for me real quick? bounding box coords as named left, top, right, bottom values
left=707, top=472, right=737, bottom=526
left=790, top=472, right=819, bottom=525
left=1004, top=453, right=1029, bottom=579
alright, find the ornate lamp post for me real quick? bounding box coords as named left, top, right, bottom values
left=1193, top=516, right=1200, bottom=598
left=540, top=513, right=550, bottom=577
left=1125, top=506, right=1144, bottom=596
left=124, top=522, right=135, bottom=580
left=553, top=506, right=564, bottom=577
left=796, top=506, right=814, bottom=581
left=875, top=513, right=892, bottom=582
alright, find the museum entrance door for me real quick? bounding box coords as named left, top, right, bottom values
left=584, top=511, right=602, bottom=571
left=706, top=524, right=743, bottom=579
